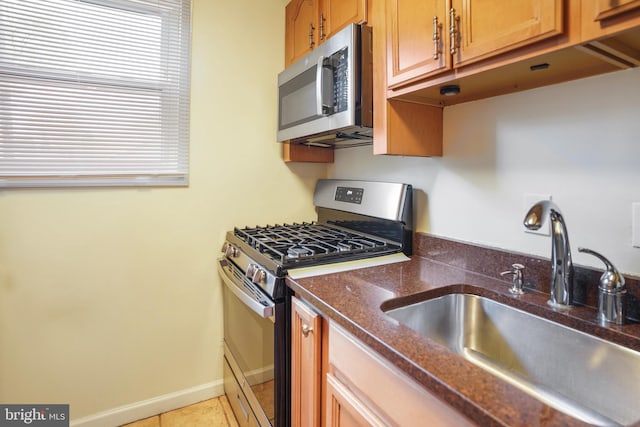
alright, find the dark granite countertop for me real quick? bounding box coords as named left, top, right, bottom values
left=285, top=234, right=640, bottom=427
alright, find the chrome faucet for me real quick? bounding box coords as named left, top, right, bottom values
left=523, top=201, right=574, bottom=308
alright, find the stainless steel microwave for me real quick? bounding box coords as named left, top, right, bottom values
left=277, top=24, right=373, bottom=146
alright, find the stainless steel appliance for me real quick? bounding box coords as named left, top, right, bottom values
left=277, top=24, right=373, bottom=147
left=217, top=179, right=413, bottom=427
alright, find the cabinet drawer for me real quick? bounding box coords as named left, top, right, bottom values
left=328, top=322, right=473, bottom=427
left=326, top=373, right=386, bottom=427
left=224, top=359, right=260, bottom=427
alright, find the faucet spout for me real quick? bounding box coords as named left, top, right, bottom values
left=524, top=200, right=574, bottom=308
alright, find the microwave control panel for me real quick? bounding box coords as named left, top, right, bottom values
left=331, top=47, right=348, bottom=113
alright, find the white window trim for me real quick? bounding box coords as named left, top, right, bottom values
left=0, top=0, right=192, bottom=188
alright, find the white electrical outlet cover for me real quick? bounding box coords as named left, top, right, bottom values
left=523, top=193, right=551, bottom=236
left=633, top=203, right=640, bottom=248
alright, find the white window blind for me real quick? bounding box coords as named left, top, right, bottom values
left=0, top=0, right=192, bottom=187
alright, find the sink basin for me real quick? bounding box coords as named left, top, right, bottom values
left=384, top=293, right=640, bottom=426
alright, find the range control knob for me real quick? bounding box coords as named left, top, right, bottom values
left=253, top=269, right=267, bottom=285
left=246, top=264, right=266, bottom=285
left=222, top=242, right=238, bottom=258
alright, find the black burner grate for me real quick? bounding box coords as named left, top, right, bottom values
left=233, top=222, right=398, bottom=268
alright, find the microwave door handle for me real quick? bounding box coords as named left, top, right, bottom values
left=316, top=56, right=334, bottom=116
left=315, top=55, right=326, bottom=116
left=324, top=60, right=335, bottom=115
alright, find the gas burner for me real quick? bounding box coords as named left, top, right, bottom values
left=336, top=242, right=353, bottom=252
left=287, top=246, right=313, bottom=259
left=225, top=180, right=412, bottom=273
left=233, top=222, right=399, bottom=267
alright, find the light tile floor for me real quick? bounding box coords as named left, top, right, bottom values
left=121, top=396, right=239, bottom=427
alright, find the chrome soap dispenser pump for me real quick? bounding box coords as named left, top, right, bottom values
left=578, top=247, right=626, bottom=325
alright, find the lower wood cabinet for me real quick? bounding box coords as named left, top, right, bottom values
left=327, top=322, right=474, bottom=427
left=291, top=294, right=475, bottom=427
left=291, top=296, right=323, bottom=427
left=325, top=373, right=386, bottom=427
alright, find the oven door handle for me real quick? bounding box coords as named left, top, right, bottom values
left=217, top=258, right=275, bottom=319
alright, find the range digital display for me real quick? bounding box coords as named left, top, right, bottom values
left=335, top=186, right=363, bottom=204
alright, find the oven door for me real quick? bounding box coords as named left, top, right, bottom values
left=218, top=258, right=285, bottom=427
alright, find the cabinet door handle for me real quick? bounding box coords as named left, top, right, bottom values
left=302, top=323, right=313, bottom=337
left=432, top=15, right=442, bottom=60
left=449, top=8, right=459, bottom=55
left=309, top=23, right=315, bottom=48
left=319, top=12, right=326, bottom=40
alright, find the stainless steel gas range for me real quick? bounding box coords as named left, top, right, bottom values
left=217, top=179, right=413, bottom=427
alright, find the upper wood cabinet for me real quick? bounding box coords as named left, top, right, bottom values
left=283, top=0, right=639, bottom=160
left=285, top=0, right=319, bottom=68
left=282, top=143, right=334, bottom=163
left=386, top=0, right=450, bottom=87
left=373, top=98, right=442, bottom=156
left=387, top=0, right=564, bottom=89
left=285, top=0, right=368, bottom=68
left=373, top=0, right=443, bottom=156
left=594, top=0, right=640, bottom=21
left=582, top=0, right=640, bottom=41
left=321, top=0, right=368, bottom=41
left=452, top=0, right=564, bottom=66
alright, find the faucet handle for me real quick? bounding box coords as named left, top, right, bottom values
left=578, top=248, right=625, bottom=292
left=578, top=247, right=626, bottom=325
left=500, top=263, right=525, bottom=295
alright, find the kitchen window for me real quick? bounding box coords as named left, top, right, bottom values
left=0, top=0, right=192, bottom=188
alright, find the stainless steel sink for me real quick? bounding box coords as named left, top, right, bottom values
left=384, top=293, right=640, bottom=426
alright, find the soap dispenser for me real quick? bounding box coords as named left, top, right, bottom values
left=578, top=248, right=626, bottom=325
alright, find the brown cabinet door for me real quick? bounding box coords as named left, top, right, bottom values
left=285, top=0, right=368, bottom=68
left=452, top=0, right=564, bottom=66
left=291, top=297, right=322, bottom=427
left=386, top=0, right=450, bottom=88
left=582, top=0, right=640, bottom=41
left=320, top=0, right=368, bottom=42
left=374, top=0, right=444, bottom=156
left=285, top=0, right=320, bottom=67
left=325, top=374, right=386, bottom=427
left=594, top=0, right=640, bottom=20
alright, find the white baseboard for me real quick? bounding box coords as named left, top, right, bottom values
left=70, top=380, right=224, bottom=427
left=244, top=364, right=274, bottom=386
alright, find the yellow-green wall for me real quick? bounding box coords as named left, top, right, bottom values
left=0, top=0, right=327, bottom=420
